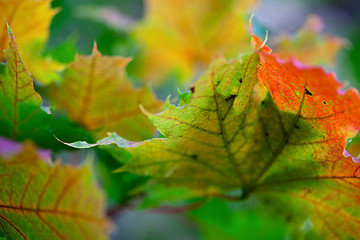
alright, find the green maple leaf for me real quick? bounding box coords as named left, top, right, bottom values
left=65, top=30, right=360, bottom=238
left=0, top=26, right=52, bottom=143
left=0, top=26, right=92, bottom=150
left=0, top=141, right=110, bottom=239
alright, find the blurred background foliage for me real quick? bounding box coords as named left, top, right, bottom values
left=44, top=0, right=360, bottom=239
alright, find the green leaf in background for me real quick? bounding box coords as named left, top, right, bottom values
left=49, top=0, right=143, bottom=55
left=0, top=27, right=52, bottom=145
left=191, top=198, right=289, bottom=240
left=0, top=26, right=112, bottom=151
left=95, top=148, right=149, bottom=205
left=47, top=37, right=77, bottom=63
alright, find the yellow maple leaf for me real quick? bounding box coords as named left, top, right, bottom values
left=274, top=14, right=346, bottom=66
left=0, top=0, right=63, bottom=84
left=49, top=45, right=164, bottom=141
left=0, top=141, right=110, bottom=239
left=133, top=0, right=258, bottom=85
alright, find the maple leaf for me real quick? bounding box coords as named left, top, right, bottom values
left=0, top=26, right=52, bottom=144
left=0, top=0, right=63, bottom=84
left=48, top=45, right=164, bottom=141
left=0, top=140, right=110, bottom=239
left=132, top=0, right=257, bottom=84
left=66, top=25, right=360, bottom=238
left=274, top=15, right=346, bottom=66
left=250, top=30, right=360, bottom=239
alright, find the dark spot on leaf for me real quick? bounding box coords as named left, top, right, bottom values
left=265, top=132, right=269, bottom=136
left=225, top=94, right=237, bottom=102
left=190, top=86, right=195, bottom=94
left=239, top=78, right=243, bottom=83
left=295, top=125, right=300, bottom=129
left=322, top=101, right=327, bottom=105
left=305, top=88, right=313, bottom=96
left=191, top=154, right=198, bottom=160
left=261, top=101, right=265, bottom=105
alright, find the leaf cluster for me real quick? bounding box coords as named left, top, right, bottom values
left=0, top=0, right=359, bottom=239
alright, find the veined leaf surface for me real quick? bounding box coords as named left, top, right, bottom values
left=0, top=141, right=110, bottom=239
left=49, top=45, right=164, bottom=141
left=68, top=29, right=360, bottom=238
left=0, top=27, right=51, bottom=143
left=0, top=0, right=63, bottom=84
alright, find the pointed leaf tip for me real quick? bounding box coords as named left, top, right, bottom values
left=6, top=23, right=15, bottom=45
left=178, top=88, right=191, bottom=106
left=6, top=22, right=11, bottom=32
left=165, top=94, right=172, bottom=108
left=92, top=42, right=100, bottom=56
left=249, top=16, right=272, bottom=53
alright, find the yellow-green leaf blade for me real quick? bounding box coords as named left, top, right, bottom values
left=64, top=28, right=360, bottom=239
left=0, top=27, right=51, bottom=142
left=124, top=45, right=360, bottom=238
left=122, top=53, right=261, bottom=192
